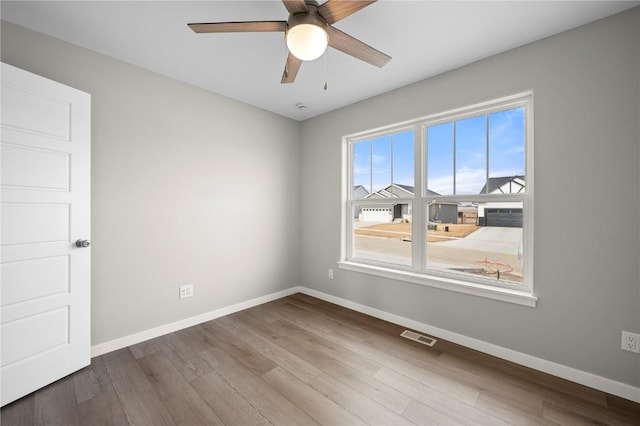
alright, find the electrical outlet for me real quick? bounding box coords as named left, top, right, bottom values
left=179, top=284, right=193, bottom=299
left=621, top=331, right=640, bottom=353
left=328, top=268, right=334, bottom=279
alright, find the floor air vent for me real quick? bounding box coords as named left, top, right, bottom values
left=401, top=330, right=437, bottom=347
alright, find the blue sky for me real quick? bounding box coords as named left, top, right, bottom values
left=354, top=106, right=525, bottom=196
left=354, top=130, right=414, bottom=194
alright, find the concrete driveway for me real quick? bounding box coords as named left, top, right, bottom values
left=437, top=226, right=522, bottom=255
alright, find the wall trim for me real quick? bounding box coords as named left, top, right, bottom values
left=298, top=287, right=640, bottom=404
left=90, top=287, right=301, bottom=357
left=91, top=284, right=640, bottom=403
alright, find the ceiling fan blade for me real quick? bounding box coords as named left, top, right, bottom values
left=318, top=0, right=376, bottom=25
left=281, top=52, right=303, bottom=84
left=282, top=0, right=309, bottom=14
left=326, top=26, right=391, bottom=68
left=188, top=21, right=287, bottom=33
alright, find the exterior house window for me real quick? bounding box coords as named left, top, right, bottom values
left=341, top=92, right=535, bottom=306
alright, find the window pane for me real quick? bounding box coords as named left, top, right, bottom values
left=489, top=107, right=525, bottom=179
left=392, top=130, right=415, bottom=191
left=353, top=202, right=412, bottom=267
left=426, top=123, right=454, bottom=195
left=372, top=136, right=392, bottom=193
left=353, top=140, right=371, bottom=199
left=455, top=115, right=486, bottom=195
left=426, top=201, right=523, bottom=284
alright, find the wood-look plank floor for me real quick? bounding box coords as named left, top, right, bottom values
left=2, top=293, right=640, bottom=425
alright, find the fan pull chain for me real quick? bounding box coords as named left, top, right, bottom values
left=323, top=52, right=328, bottom=91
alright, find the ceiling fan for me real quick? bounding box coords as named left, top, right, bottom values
left=188, top=0, right=391, bottom=84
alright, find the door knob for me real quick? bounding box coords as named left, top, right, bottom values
left=75, top=239, right=90, bottom=248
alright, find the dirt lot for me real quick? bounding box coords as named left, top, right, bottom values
left=354, top=222, right=479, bottom=242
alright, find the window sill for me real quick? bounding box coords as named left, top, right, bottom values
left=337, top=261, right=537, bottom=307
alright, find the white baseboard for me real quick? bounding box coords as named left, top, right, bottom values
left=90, top=286, right=302, bottom=357
left=91, top=284, right=640, bottom=403
left=298, top=287, right=640, bottom=404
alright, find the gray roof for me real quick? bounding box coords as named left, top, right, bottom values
left=353, top=185, right=370, bottom=194
left=364, top=183, right=440, bottom=198
left=396, top=184, right=415, bottom=193
left=479, top=176, right=525, bottom=194
left=398, top=184, right=440, bottom=197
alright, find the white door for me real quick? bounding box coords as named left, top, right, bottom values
left=1, top=63, right=91, bottom=406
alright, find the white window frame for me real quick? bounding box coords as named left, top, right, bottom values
left=339, top=92, right=536, bottom=307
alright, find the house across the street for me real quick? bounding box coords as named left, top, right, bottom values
left=358, top=176, right=525, bottom=227
left=478, top=176, right=525, bottom=227
left=359, top=184, right=458, bottom=224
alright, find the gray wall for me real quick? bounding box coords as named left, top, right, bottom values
left=300, top=8, right=640, bottom=386
left=1, top=21, right=301, bottom=345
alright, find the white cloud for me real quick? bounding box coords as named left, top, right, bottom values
left=429, top=166, right=487, bottom=195
left=454, top=166, right=486, bottom=194
left=427, top=174, right=454, bottom=195
left=353, top=162, right=369, bottom=175
left=489, top=107, right=524, bottom=140
left=489, top=168, right=525, bottom=178
left=372, top=154, right=388, bottom=164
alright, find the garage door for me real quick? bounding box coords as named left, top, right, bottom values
left=486, top=208, right=523, bottom=228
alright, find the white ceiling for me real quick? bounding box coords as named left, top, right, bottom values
left=2, top=1, right=638, bottom=121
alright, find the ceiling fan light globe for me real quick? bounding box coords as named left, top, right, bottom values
left=286, top=23, right=328, bottom=61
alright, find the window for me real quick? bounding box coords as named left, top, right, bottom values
left=350, top=129, right=414, bottom=266
left=341, top=92, right=535, bottom=306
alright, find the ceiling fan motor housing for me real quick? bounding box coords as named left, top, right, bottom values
left=286, top=6, right=329, bottom=61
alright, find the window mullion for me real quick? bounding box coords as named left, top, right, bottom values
left=412, top=124, right=425, bottom=271
left=453, top=121, right=457, bottom=195
left=343, top=142, right=354, bottom=261
left=369, top=140, right=373, bottom=193
left=485, top=113, right=490, bottom=194
left=390, top=134, right=394, bottom=186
